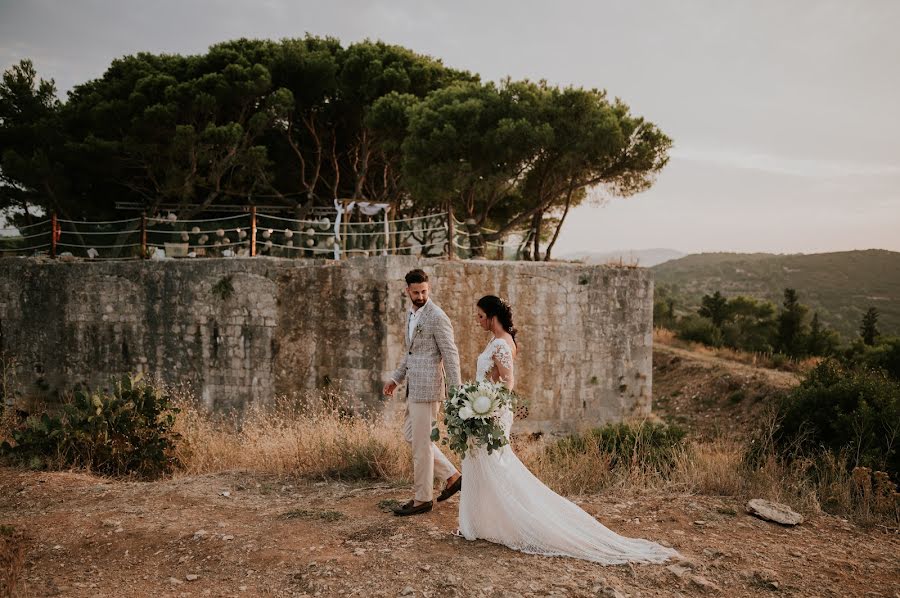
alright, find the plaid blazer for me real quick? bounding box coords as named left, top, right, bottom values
left=390, top=301, right=462, bottom=403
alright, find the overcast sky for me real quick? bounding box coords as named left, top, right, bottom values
left=2, top=0, right=898, bottom=255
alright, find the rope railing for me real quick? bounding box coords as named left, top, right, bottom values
left=0, top=210, right=522, bottom=260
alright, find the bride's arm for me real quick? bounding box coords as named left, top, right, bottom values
left=492, top=342, right=515, bottom=390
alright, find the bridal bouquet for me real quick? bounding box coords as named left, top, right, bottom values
left=431, top=380, right=518, bottom=458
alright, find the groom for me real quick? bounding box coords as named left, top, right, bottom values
left=383, top=269, right=463, bottom=516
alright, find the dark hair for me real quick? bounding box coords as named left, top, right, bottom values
left=477, top=295, right=518, bottom=345
left=405, top=269, right=429, bottom=285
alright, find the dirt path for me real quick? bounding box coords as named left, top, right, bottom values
left=653, top=344, right=800, bottom=389
left=2, top=467, right=898, bottom=597
left=652, top=344, right=800, bottom=439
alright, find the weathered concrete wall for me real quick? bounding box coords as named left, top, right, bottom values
left=0, top=257, right=654, bottom=433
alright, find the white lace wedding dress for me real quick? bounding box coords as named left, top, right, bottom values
left=457, top=337, right=679, bottom=565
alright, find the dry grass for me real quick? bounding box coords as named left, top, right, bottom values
left=0, top=524, right=27, bottom=598
left=174, top=389, right=412, bottom=482
left=163, top=387, right=900, bottom=529
left=653, top=327, right=819, bottom=373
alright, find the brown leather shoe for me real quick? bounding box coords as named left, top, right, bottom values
left=392, top=499, right=433, bottom=516
left=436, top=476, right=462, bottom=502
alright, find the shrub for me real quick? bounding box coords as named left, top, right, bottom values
left=0, top=374, right=181, bottom=478
left=675, top=314, right=723, bottom=347
left=841, top=336, right=900, bottom=381
left=548, top=421, right=687, bottom=472
left=774, top=359, right=899, bottom=480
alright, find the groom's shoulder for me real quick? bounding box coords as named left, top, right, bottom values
left=429, top=302, right=450, bottom=320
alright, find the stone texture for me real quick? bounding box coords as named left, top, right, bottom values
left=0, top=256, right=655, bottom=433
left=746, top=499, right=804, bottom=526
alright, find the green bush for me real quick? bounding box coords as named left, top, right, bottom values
left=675, top=314, right=724, bottom=347
left=0, top=374, right=181, bottom=478
left=841, top=337, right=900, bottom=381
left=550, top=421, right=687, bottom=471
left=775, top=359, right=899, bottom=479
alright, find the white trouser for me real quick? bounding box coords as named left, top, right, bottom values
left=403, top=400, right=458, bottom=502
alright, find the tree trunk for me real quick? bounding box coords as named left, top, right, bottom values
left=543, top=186, right=574, bottom=261
left=531, top=211, right=543, bottom=261
left=467, top=219, right=485, bottom=258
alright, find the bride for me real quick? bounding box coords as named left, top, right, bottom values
left=456, top=295, right=679, bottom=565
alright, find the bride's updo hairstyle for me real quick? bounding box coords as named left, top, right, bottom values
left=477, top=295, right=518, bottom=346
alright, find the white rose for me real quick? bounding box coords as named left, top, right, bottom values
left=458, top=406, right=474, bottom=420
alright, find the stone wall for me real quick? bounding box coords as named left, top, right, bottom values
left=0, top=257, right=654, bottom=433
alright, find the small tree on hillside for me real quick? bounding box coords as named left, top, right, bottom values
left=698, top=291, right=728, bottom=328
left=860, top=307, right=880, bottom=346
left=776, top=288, right=809, bottom=357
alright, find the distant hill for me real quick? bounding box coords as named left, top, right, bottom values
left=651, top=249, right=900, bottom=341
left=563, top=248, right=685, bottom=267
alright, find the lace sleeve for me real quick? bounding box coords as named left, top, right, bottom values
left=492, top=339, right=515, bottom=390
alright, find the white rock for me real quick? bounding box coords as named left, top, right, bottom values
left=186, top=574, right=199, bottom=581
left=746, top=499, right=803, bottom=525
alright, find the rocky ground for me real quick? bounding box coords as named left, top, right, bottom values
left=2, top=344, right=898, bottom=597
left=2, top=467, right=898, bottom=598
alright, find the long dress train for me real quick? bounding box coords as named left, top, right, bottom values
left=458, top=337, right=678, bottom=565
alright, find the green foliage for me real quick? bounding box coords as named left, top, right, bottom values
left=776, top=288, right=809, bottom=357
left=671, top=287, right=844, bottom=358
left=651, top=250, right=900, bottom=342
left=0, top=375, right=181, bottom=478
left=549, top=421, right=687, bottom=471
left=860, top=307, right=880, bottom=346
left=840, top=336, right=900, bottom=381
left=698, top=291, right=728, bottom=327
left=675, top=314, right=724, bottom=347
left=2, top=40, right=670, bottom=261
left=774, top=360, right=900, bottom=479
left=434, top=381, right=518, bottom=458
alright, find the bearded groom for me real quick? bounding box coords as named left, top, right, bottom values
left=383, top=269, right=463, bottom=516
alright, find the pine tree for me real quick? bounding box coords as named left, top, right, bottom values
left=808, top=312, right=824, bottom=355
left=699, top=291, right=729, bottom=328
left=860, top=307, right=880, bottom=346
left=777, top=288, right=808, bottom=356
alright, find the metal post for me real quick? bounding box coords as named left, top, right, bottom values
left=50, top=212, right=58, bottom=258
left=382, top=206, right=390, bottom=256
left=140, top=212, right=147, bottom=258
left=341, top=200, right=348, bottom=260
left=250, top=206, right=257, bottom=257
left=446, top=203, right=456, bottom=260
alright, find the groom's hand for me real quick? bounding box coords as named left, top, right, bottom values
left=383, top=380, right=398, bottom=397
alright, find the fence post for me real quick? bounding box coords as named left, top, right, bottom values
left=250, top=206, right=257, bottom=257
left=341, top=200, right=348, bottom=260
left=382, top=207, right=390, bottom=256
left=140, top=212, right=147, bottom=258
left=50, top=212, right=58, bottom=258
left=446, top=202, right=456, bottom=260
